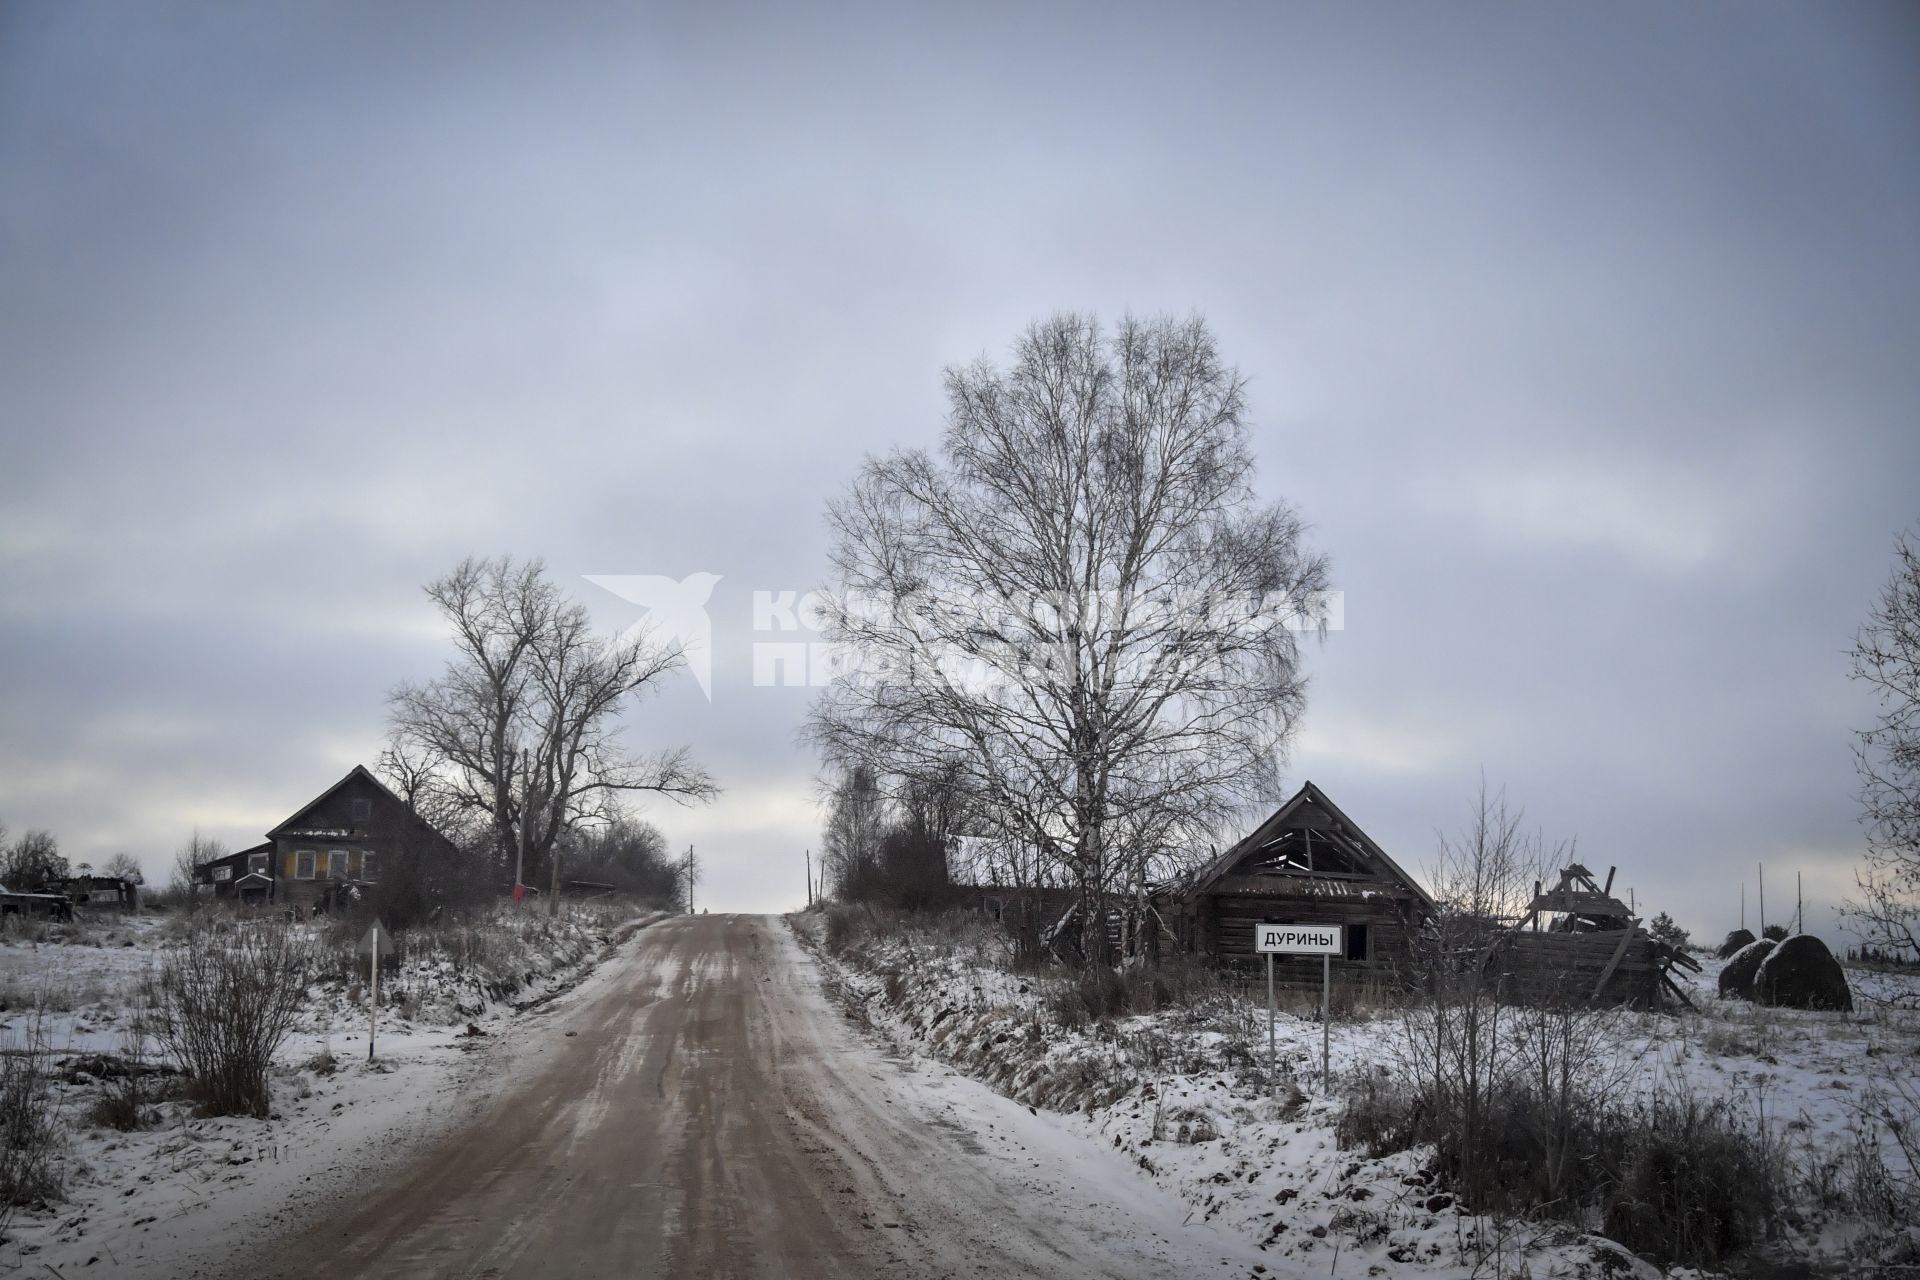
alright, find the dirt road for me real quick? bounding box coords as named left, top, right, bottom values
left=241, top=914, right=1272, bottom=1279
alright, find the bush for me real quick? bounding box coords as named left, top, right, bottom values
left=148, top=922, right=309, bottom=1118
left=86, top=1080, right=147, bottom=1132
left=1043, top=959, right=1228, bottom=1026
left=1600, top=1092, right=1781, bottom=1263
left=821, top=903, right=865, bottom=955
left=85, top=1023, right=169, bottom=1132
left=1338, top=1074, right=1780, bottom=1267
left=0, top=1028, right=63, bottom=1216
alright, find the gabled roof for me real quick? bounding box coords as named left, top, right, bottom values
left=266, top=765, right=405, bottom=839
left=1187, top=781, right=1437, bottom=913
left=199, top=841, right=273, bottom=875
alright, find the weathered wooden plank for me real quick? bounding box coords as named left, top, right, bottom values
left=1528, top=890, right=1633, bottom=918
left=1591, top=925, right=1638, bottom=998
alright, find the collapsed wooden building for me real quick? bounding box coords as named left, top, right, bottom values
left=1165, top=781, right=1437, bottom=985
left=1481, top=863, right=1699, bottom=1007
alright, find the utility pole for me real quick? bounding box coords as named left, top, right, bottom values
left=1796, top=871, right=1803, bottom=935
left=684, top=845, right=695, bottom=914
left=1758, top=863, right=1766, bottom=936
left=805, top=849, right=813, bottom=907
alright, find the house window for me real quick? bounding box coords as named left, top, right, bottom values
left=248, top=852, right=269, bottom=876
left=296, top=850, right=316, bottom=880
left=213, top=865, right=233, bottom=882
left=327, top=850, right=348, bottom=880
left=351, top=798, right=372, bottom=824
left=360, top=851, right=376, bottom=882
left=1345, top=923, right=1370, bottom=962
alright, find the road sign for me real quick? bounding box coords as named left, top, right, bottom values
left=358, top=921, right=389, bottom=1062
left=1254, top=921, right=1341, bottom=1091
left=357, top=921, right=391, bottom=958
left=1255, top=922, right=1343, bottom=955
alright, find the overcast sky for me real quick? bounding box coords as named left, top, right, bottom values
left=2, top=2, right=1915, bottom=936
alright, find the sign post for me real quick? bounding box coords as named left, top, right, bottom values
left=358, top=921, right=390, bottom=1063
left=1254, top=922, right=1343, bottom=1091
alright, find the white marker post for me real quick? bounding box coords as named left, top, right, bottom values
left=1254, top=922, right=1343, bottom=1091
left=358, top=921, right=390, bottom=1063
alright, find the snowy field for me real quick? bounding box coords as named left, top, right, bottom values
left=0, top=905, right=668, bottom=1277
left=795, top=909, right=1920, bottom=1279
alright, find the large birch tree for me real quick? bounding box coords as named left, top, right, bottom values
left=808, top=313, right=1329, bottom=959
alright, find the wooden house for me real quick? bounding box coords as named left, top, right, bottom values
left=1168, top=782, right=1435, bottom=985
left=196, top=766, right=456, bottom=912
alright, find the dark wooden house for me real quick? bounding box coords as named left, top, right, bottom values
left=1169, top=782, right=1435, bottom=985
left=196, top=765, right=457, bottom=912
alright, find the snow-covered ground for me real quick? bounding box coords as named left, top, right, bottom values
left=0, top=905, right=670, bottom=1277
left=795, top=910, right=1920, bottom=1279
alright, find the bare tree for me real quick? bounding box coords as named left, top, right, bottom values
left=820, top=765, right=889, bottom=901
left=374, top=729, right=475, bottom=840
left=1, top=830, right=66, bottom=891
left=169, top=830, right=228, bottom=900
left=809, top=314, right=1329, bottom=960
left=1845, top=525, right=1920, bottom=961
left=1381, top=783, right=1620, bottom=1235
left=387, top=557, right=718, bottom=889
left=101, top=852, right=144, bottom=884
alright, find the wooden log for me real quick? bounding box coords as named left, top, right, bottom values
left=1592, top=925, right=1638, bottom=998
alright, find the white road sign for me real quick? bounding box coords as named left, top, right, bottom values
left=1255, top=922, right=1343, bottom=955
left=357, top=921, right=391, bottom=958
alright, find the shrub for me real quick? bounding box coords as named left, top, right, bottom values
left=1338, top=1071, right=1782, bottom=1268
left=821, top=903, right=866, bottom=955
left=86, top=1079, right=147, bottom=1132
left=148, top=922, right=309, bottom=1118
left=1599, top=1092, right=1781, bottom=1262
left=84, top=1024, right=166, bottom=1132
left=0, top=1026, right=63, bottom=1218
left=1041, top=958, right=1230, bottom=1026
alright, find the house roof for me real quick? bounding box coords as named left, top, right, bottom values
left=266, top=764, right=407, bottom=839
left=1186, top=781, right=1437, bottom=914
left=197, top=841, right=273, bottom=877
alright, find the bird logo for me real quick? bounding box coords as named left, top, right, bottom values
left=583, top=572, right=723, bottom=700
